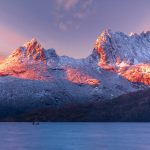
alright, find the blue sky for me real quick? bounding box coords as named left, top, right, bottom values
left=0, top=0, right=150, bottom=58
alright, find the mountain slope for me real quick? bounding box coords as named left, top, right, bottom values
left=12, top=88, right=150, bottom=122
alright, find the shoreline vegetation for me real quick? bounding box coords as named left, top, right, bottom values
left=1, top=88, right=150, bottom=122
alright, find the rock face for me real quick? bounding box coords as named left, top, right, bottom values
left=95, top=29, right=150, bottom=66
left=0, top=30, right=150, bottom=121
left=94, top=29, right=150, bottom=85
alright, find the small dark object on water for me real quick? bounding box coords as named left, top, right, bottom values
left=32, top=121, right=40, bottom=125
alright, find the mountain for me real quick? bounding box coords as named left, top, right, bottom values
left=0, top=29, right=150, bottom=121
left=94, top=29, right=150, bottom=85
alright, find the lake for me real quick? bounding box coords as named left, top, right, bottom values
left=0, top=123, right=150, bottom=150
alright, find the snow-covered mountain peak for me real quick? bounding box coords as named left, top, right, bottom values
left=0, top=30, right=150, bottom=85
left=45, top=48, right=58, bottom=59
left=1, top=38, right=47, bottom=63
left=20, top=38, right=46, bottom=61
left=95, top=29, right=112, bottom=46
left=23, top=38, right=41, bottom=49
left=94, top=29, right=150, bottom=66
left=93, top=29, right=150, bottom=85
left=19, top=38, right=59, bottom=61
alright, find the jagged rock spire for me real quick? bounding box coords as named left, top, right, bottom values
left=23, top=38, right=41, bottom=49
left=20, top=38, right=45, bottom=61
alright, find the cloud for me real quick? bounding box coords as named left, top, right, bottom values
left=54, top=0, right=94, bottom=32
left=56, top=0, right=79, bottom=11
left=74, top=12, right=86, bottom=19
left=58, top=22, right=68, bottom=32
left=81, top=0, right=93, bottom=9
left=74, top=0, right=93, bottom=19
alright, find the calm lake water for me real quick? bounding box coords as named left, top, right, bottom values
left=0, top=123, right=150, bottom=150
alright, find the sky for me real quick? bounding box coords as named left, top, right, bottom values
left=0, top=0, right=150, bottom=58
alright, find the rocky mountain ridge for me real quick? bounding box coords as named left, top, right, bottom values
left=0, top=29, right=150, bottom=121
